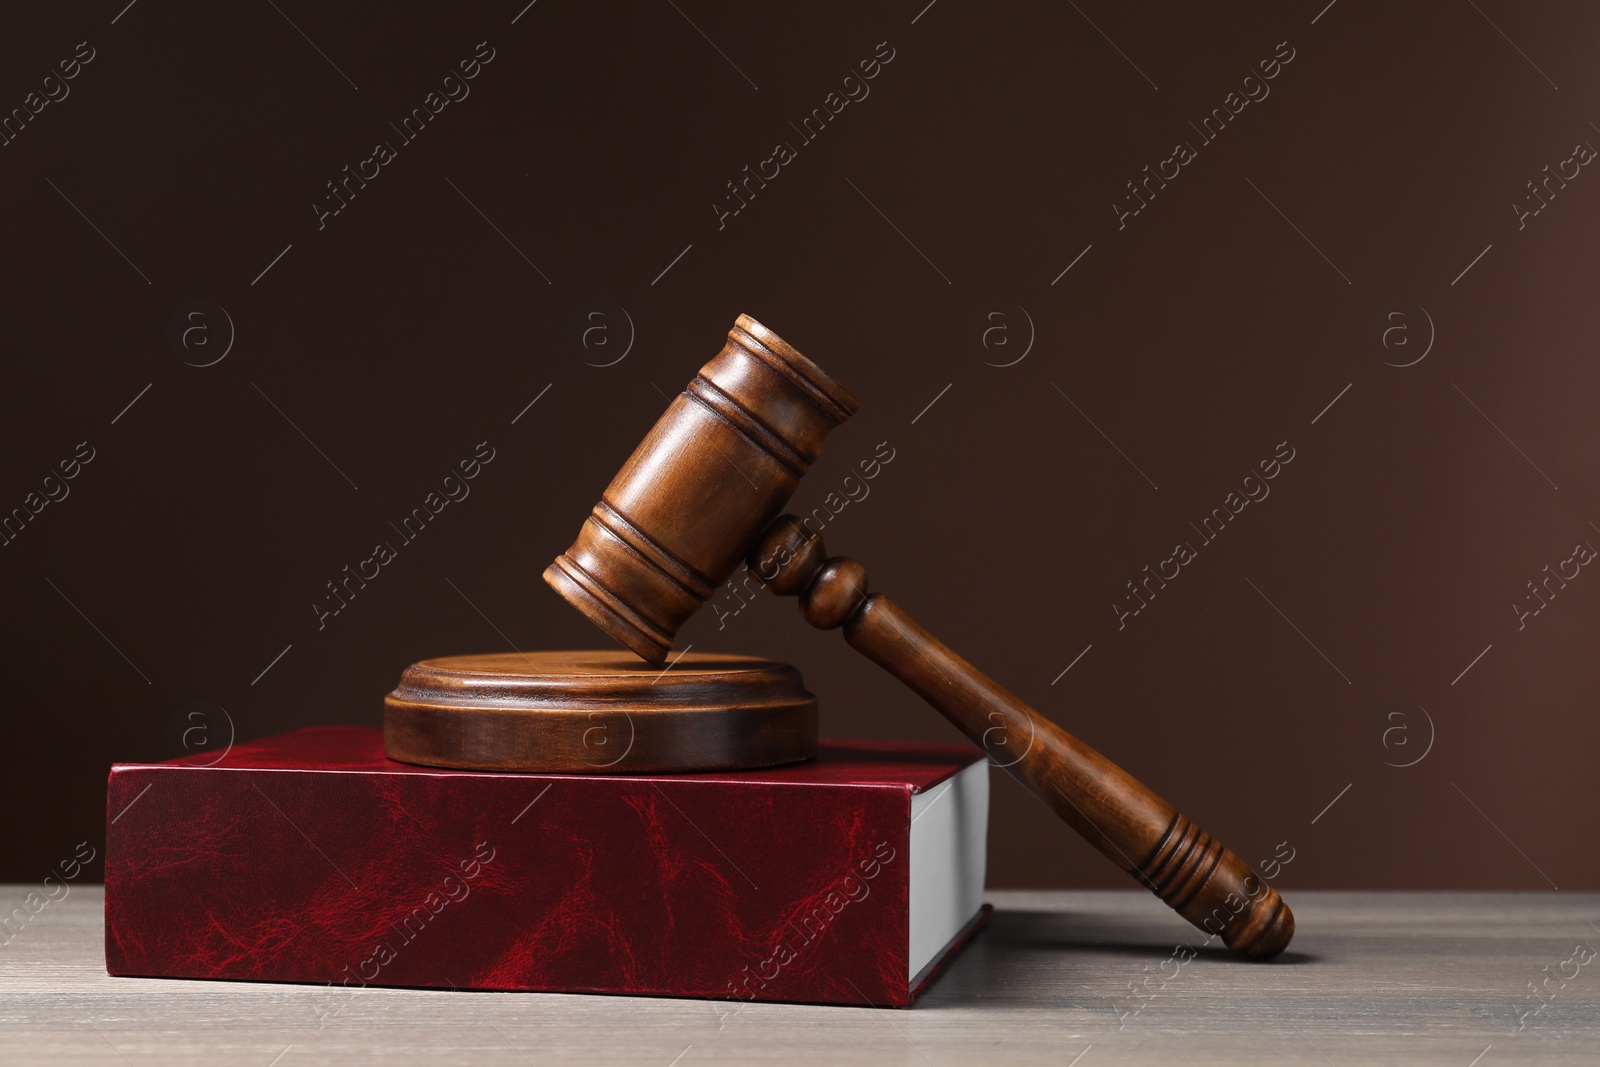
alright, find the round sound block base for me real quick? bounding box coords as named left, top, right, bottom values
left=383, top=651, right=817, bottom=773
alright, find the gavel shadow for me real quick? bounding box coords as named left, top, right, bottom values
left=917, top=905, right=1317, bottom=1009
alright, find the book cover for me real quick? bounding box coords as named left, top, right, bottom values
left=105, top=726, right=988, bottom=1008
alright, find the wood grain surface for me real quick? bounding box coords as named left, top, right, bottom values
left=5, top=888, right=1596, bottom=1065
left=383, top=650, right=817, bottom=772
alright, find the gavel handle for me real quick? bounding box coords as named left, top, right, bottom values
left=752, top=517, right=1293, bottom=959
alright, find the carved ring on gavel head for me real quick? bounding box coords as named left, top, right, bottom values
left=545, top=314, right=1295, bottom=960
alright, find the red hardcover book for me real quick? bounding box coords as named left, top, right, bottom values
left=105, top=727, right=989, bottom=1008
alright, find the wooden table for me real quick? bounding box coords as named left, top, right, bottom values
left=4, top=888, right=1596, bottom=1065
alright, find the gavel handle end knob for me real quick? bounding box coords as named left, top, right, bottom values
left=1140, top=812, right=1295, bottom=960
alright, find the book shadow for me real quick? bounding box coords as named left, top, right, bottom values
left=913, top=905, right=1317, bottom=1009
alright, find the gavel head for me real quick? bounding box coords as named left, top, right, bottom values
left=544, top=315, right=858, bottom=665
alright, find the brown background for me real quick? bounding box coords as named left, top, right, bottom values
left=3, top=0, right=1596, bottom=892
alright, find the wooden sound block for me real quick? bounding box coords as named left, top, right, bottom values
left=383, top=650, right=817, bottom=773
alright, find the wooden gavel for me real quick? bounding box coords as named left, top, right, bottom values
left=545, top=314, right=1293, bottom=959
